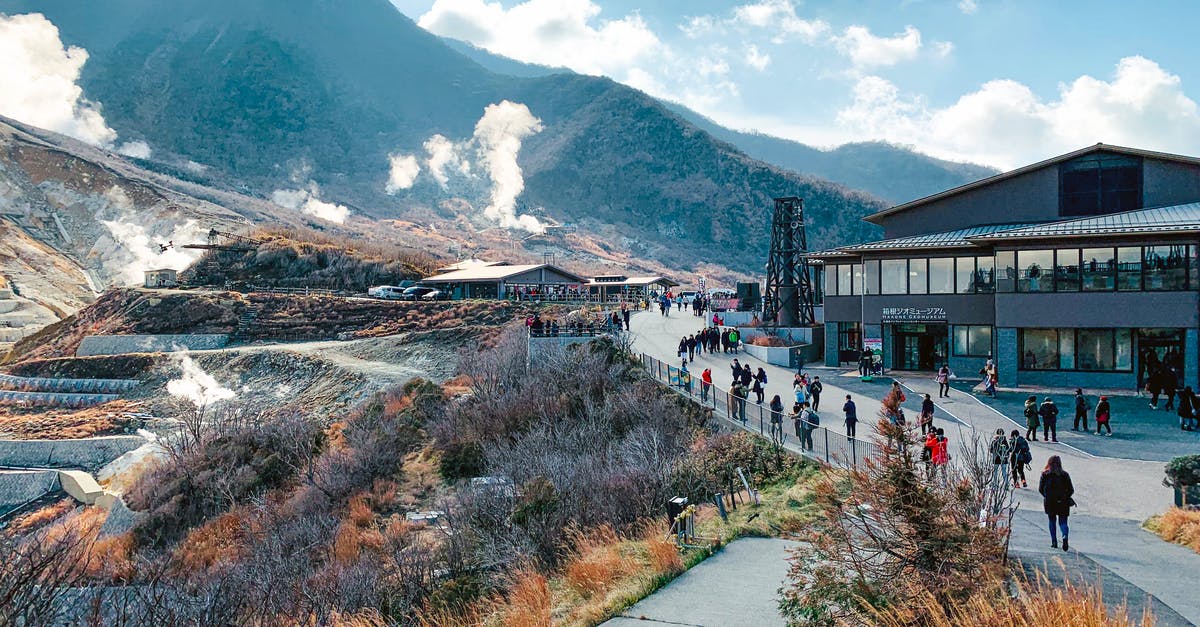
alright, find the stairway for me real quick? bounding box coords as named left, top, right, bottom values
left=232, top=303, right=262, bottom=341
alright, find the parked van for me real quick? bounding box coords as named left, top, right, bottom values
left=368, top=285, right=408, bottom=300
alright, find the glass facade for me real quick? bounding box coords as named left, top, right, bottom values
left=929, top=257, right=954, bottom=294
left=994, top=245, right=1199, bottom=293
left=1054, top=249, right=1081, bottom=291
left=864, top=260, right=880, bottom=295
left=1017, top=249, right=1054, bottom=292
left=953, top=325, right=993, bottom=357
left=1019, top=328, right=1133, bottom=372
left=1143, top=245, right=1189, bottom=291
left=1081, top=248, right=1115, bottom=291
left=1059, top=153, right=1142, bottom=217
left=882, top=259, right=907, bottom=294
left=838, top=264, right=852, bottom=296
left=996, top=251, right=1016, bottom=292
left=909, top=258, right=928, bottom=294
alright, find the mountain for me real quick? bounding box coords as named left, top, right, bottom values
left=2, top=0, right=886, bottom=276
left=665, top=105, right=999, bottom=204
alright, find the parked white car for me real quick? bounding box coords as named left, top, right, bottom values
left=368, top=285, right=407, bottom=300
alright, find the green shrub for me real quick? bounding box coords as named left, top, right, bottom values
left=1164, top=455, right=1200, bottom=488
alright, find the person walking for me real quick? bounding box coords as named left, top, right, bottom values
left=859, top=349, right=870, bottom=376
left=843, top=395, right=857, bottom=439
left=809, top=376, right=823, bottom=411
left=1095, top=395, right=1113, bottom=436
left=621, top=303, right=631, bottom=330
left=700, top=368, right=712, bottom=402
left=1009, top=429, right=1031, bottom=488
left=984, top=364, right=998, bottom=398
left=1039, top=397, right=1059, bottom=442
left=686, top=334, right=697, bottom=362
left=730, top=359, right=741, bottom=385
left=931, top=428, right=950, bottom=480
left=729, top=328, right=741, bottom=353
left=989, top=428, right=1011, bottom=488
left=799, top=402, right=816, bottom=451
left=769, top=394, right=784, bottom=444
left=793, top=376, right=808, bottom=406
left=739, top=364, right=753, bottom=388
left=791, top=402, right=804, bottom=439
left=922, top=430, right=938, bottom=480
left=804, top=403, right=820, bottom=451
left=1072, top=388, right=1090, bottom=431
left=920, top=393, right=935, bottom=435
left=732, top=382, right=748, bottom=423
left=677, top=337, right=688, bottom=362
left=935, top=365, right=951, bottom=398
left=1179, top=386, right=1195, bottom=431
left=1038, top=455, right=1075, bottom=551
left=1024, top=395, right=1040, bottom=441
left=753, top=368, right=768, bottom=404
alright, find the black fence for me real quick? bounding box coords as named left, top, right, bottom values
left=641, top=353, right=879, bottom=468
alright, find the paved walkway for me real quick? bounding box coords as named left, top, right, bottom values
left=603, top=538, right=796, bottom=627
left=627, top=311, right=1200, bottom=625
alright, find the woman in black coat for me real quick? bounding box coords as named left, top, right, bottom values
left=1038, top=455, right=1075, bottom=551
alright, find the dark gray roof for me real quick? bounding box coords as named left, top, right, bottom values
left=968, top=203, right=1200, bottom=241
left=865, top=143, right=1200, bottom=225
left=835, top=223, right=1043, bottom=253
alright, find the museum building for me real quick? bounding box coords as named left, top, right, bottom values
left=814, top=144, right=1200, bottom=390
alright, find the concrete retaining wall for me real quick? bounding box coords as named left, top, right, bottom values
left=0, top=470, right=60, bottom=515
left=77, top=334, right=229, bottom=357
left=0, top=373, right=140, bottom=394
left=0, top=436, right=146, bottom=471
left=0, top=391, right=122, bottom=408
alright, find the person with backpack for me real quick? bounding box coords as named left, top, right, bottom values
left=1178, top=386, right=1195, bottom=431
left=1039, top=455, right=1075, bottom=551
left=920, top=393, right=935, bottom=435
left=1039, top=397, right=1059, bottom=443
left=1072, top=388, right=1090, bottom=431
left=799, top=402, right=818, bottom=451
left=732, top=382, right=748, bottom=423
left=989, top=428, right=1011, bottom=488
left=809, top=376, right=823, bottom=411
left=1024, top=395, right=1040, bottom=441
left=1009, top=429, right=1032, bottom=488
left=1095, top=395, right=1113, bottom=436
left=843, top=395, right=857, bottom=439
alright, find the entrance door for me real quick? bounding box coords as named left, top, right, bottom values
left=1137, top=328, right=1185, bottom=388
left=892, top=324, right=948, bottom=371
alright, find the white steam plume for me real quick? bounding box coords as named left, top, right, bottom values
left=0, top=13, right=117, bottom=146
left=271, top=181, right=350, bottom=224
left=385, top=153, right=420, bottom=193
left=167, top=353, right=235, bottom=407
left=116, top=140, right=152, bottom=159
left=424, top=133, right=471, bottom=188
left=99, top=186, right=205, bottom=286
left=473, top=101, right=544, bottom=233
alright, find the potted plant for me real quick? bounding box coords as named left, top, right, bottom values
left=1163, top=455, right=1200, bottom=507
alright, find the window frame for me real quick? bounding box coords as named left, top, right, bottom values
left=1018, top=328, right=1133, bottom=372
left=952, top=324, right=993, bottom=357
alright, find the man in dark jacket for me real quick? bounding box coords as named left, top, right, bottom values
left=809, top=377, right=823, bottom=411
left=1072, top=388, right=1090, bottom=431
left=843, top=395, right=857, bottom=439
left=1038, top=397, right=1059, bottom=443
left=1009, top=430, right=1031, bottom=488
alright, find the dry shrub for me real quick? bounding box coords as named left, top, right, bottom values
left=7, top=498, right=76, bottom=534
left=563, top=525, right=628, bottom=597
left=748, top=335, right=789, bottom=347
left=172, top=511, right=249, bottom=576
left=1150, top=508, right=1200, bottom=553
left=84, top=532, right=136, bottom=581
left=493, top=570, right=551, bottom=627
left=331, top=520, right=362, bottom=565
left=327, top=608, right=389, bottom=626
left=640, top=520, right=683, bottom=575
left=347, top=494, right=375, bottom=527
left=870, top=577, right=1154, bottom=627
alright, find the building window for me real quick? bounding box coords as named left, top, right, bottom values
left=852, top=264, right=864, bottom=296
left=1054, top=249, right=1081, bottom=292
left=928, top=257, right=954, bottom=294
left=975, top=256, right=995, bottom=293
left=838, top=322, right=862, bottom=352
left=1081, top=247, right=1115, bottom=291
left=996, top=251, right=1016, bottom=292
left=1059, top=153, right=1142, bottom=217
left=909, top=258, right=928, bottom=294
left=955, top=257, right=975, bottom=294
left=953, top=325, right=992, bottom=357
left=1019, top=328, right=1132, bottom=371
left=838, top=264, right=852, bottom=296
left=1117, top=246, right=1141, bottom=291
left=1143, top=245, right=1189, bottom=291
left=882, top=259, right=907, bottom=294
left=864, top=259, right=880, bottom=295
left=824, top=264, right=838, bottom=296
left=1017, top=250, right=1054, bottom=292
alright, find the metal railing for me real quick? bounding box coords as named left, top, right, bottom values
left=640, top=353, right=879, bottom=469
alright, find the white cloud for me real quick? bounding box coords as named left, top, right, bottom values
left=271, top=182, right=351, bottom=224
left=834, top=25, right=923, bottom=69
left=731, top=0, right=829, bottom=43
left=424, top=133, right=472, bottom=188
left=385, top=153, right=420, bottom=193
left=418, top=0, right=660, bottom=77
left=117, top=140, right=152, bottom=159
left=0, top=13, right=117, bottom=146
left=835, top=56, right=1200, bottom=169
left=933, top=41, right=954, bottom=58
left=472, top=100, right=545, bottom=233
left=680, top=15, right=718, bottom=39
left=958, top=0, right=979, bottom=15
left=744, top=44, right=771, bottom=71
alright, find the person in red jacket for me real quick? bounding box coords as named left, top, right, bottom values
left=700, top=368, right=713, bottom=402
left=931, top=427, right=950, bottom=481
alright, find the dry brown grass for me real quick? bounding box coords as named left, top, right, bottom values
left=563, top=525, right=628, bottom=597
left=1147, top=508, right=1200, bottom=554
left=748, top=335, right=789, bottom=347
left=172, top=511, right=248, bottom=577
left=640, top=520, right=683, bottom=576
left=870, top=577, right=1155, bottom=627
left=494, top=570, right=552, bottom=627
left=6, top=497, right=76, bottom=534
left=0, top=400, right=143, bottom=439
left=84, top=532, right=136, bottom=580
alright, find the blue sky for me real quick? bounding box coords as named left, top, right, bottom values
left=390, top=0, right=1200, bottom=169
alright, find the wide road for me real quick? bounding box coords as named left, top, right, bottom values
left=627, top=308, right=1200, bottom=626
